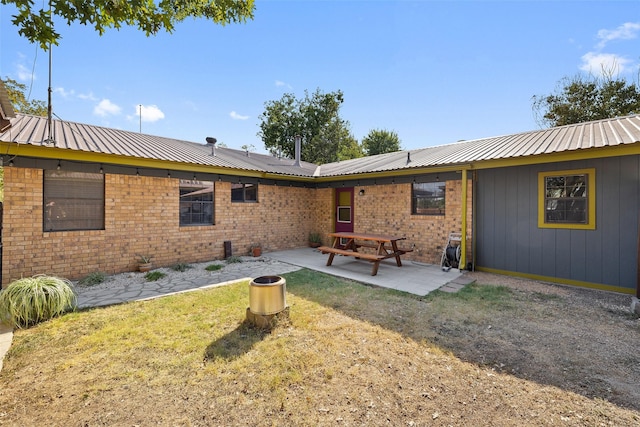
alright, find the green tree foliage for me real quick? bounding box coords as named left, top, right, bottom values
left=1, top=77, right=47, bottom=116
left=532, top=73, right=640, bottom=127
left=258, top=89, right=362, bottom=164
left=2, top=0, right=255, bottom=49
left=362, top=129, right=401, bottom=156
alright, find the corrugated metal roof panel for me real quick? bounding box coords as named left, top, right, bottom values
left=0, top=114, right=319, bottom=176
left=317, top=114, right=640, bottom=176
left=2, top=113, right=640, bottom=178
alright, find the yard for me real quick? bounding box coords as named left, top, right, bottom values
left=0, top=269, right=638, bottom=426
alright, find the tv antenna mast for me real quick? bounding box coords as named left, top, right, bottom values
left=44, top=1, right=55, bottom=146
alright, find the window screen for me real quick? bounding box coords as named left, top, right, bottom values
left=412, top=182, right=445, bottom=215
left=44, top=171, right=105, bottom=231
left=180, top=180, right=214, bottom=226
left=231, top=183, right=258, bottom=202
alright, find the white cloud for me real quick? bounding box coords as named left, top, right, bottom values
left=596, top=22, right=640, bottom=49
left=275, top=80, right=292, bottom=89
left=579, top=52, right=632, bottom=76
left=77, top=91, right=98, bottom=101
left=16, top=63, right=33, bottom=82
left=230, top=111, right=249, bottom=120
left=137, top=104, right=165, bottom=122
left=94, top=99, right=121, bottom=117
left=54, top=87, right=75, bottom=98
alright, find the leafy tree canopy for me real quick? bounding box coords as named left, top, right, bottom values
left=1, top=77, right=47, bottom=116
left=2, top=0, right=255, bottom=49
left=362, top=129, right=401, bottom=156
left=532, top=72, right=640, bottom=127
left=258, top=89, right=362, bottom=164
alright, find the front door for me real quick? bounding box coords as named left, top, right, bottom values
left=334, top=187, right=354, bottom=236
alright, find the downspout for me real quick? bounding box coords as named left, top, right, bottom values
left=459, top=169, right=468, bottom=271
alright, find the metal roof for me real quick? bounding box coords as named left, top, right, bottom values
left=317, top=114, right=640, bottom=176
left=2, top=113, right=640, bottom=178
left=0, top=114, right=319, bottom=177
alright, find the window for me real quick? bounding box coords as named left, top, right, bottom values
left=337, top=206, right=351, bottom=222
left=231, top=183, right=258, bottom=202
left=538, top=168, right=595, bottom=229
left=180, top=180, right=214, bottom=226
left=44, top=171, right=105, bottom=231
left=412, top=182, right=445, bottom=215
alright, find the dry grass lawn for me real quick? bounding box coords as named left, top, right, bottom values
left=0, top=269, right=638, bottom=426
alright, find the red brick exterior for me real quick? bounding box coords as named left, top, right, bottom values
left=1, top=167, right=471, bottom=285
left=353, top=180, right=472, bottom=265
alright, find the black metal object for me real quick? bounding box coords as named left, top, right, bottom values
left=224, top=240, right=232, bottom=259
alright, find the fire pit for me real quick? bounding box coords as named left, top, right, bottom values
left=246, top=275, right=289, bottom=328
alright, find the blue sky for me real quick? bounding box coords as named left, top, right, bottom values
left=1, top=1, right=639, bottom=153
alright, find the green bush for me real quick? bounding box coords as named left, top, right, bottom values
left=171, top=263, right=192, bottom=272
left=78, top=271, right=107, bottom=286
left=144, top=271, right=166, bottom=282
left=205, top=264, right=223, bottom=271
left=0, top=275, right=77, bottom=328
left=225, top=256, right=243, bottom=264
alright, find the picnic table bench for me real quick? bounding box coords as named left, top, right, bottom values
left=318, top=232, right=413, bottom=276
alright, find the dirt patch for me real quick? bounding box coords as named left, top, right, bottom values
left=0, top=270, right=638, bottom=426
left=441, top=272, right=640, bottom=411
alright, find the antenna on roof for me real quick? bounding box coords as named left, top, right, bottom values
left=44, top=1, right=55, bottom=146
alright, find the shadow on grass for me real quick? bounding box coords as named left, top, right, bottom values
left=282, top=268, right=640, bottom=412
left=204, top=320, right=270, bottom=362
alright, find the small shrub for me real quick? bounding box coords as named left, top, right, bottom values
left=0, top=275, right=77, bottom=328
left=205, top=264, right=223, bottom=271
left=78, top=272, right=107, bottom=286
left=144, top=271, right=166, bottom=282
left=226, top=256, right=243, bottom=264
left=309, top=232, right=322, bottom=244
left=171, top=263, right=192, bottom=272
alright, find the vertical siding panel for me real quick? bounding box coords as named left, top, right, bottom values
left=476, top=170, right=495, bottom=267
left=503, top=168, right=518, bottom=270
left=516, top=166, right=531, bottom=273
left=493, top=168, right=508, bottom=270
left=569, top=230, right=586, bottom=281
left=618, top=156, right=639, bottom=286
left=529, top=165, right=544, bottom=275
left=600, top=158, right=621, bottom=285
left=585, top=159, right=603, bottom=285
left=541, top=229, right=557, bottom=277
left=555, top=229, right=572, bottom=279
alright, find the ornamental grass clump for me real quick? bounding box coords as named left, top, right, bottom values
left=0, top=275, right=77, bottom=329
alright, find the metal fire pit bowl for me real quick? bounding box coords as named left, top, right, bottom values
left=249, top=275, right=287, bottom=315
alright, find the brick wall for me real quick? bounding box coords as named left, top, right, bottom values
left=2, top=168, right=317, bottom=285
left=354, top=180, right=472, bottom=265
left=1, top=168, right=472, bottom=285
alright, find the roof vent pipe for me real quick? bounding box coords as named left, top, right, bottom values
left=294, top=135, right=301, bottom=167
left=407, top=152, right=411, bottom=163
left=206, top=137, right=217, bottom=156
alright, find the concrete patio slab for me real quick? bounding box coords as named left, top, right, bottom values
left=266, top=248, right=470, bottom=297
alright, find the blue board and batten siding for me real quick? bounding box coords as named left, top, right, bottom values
left=475, top=156, right=640, bottom=293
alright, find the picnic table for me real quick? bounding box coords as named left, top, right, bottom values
left=318, top=232, right=413, bottom=276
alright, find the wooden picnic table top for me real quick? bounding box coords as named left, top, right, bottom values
left=328, top=232, right=406, bottom=243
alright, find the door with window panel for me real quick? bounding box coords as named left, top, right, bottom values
left=334, top=188, right=354, bottom=247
